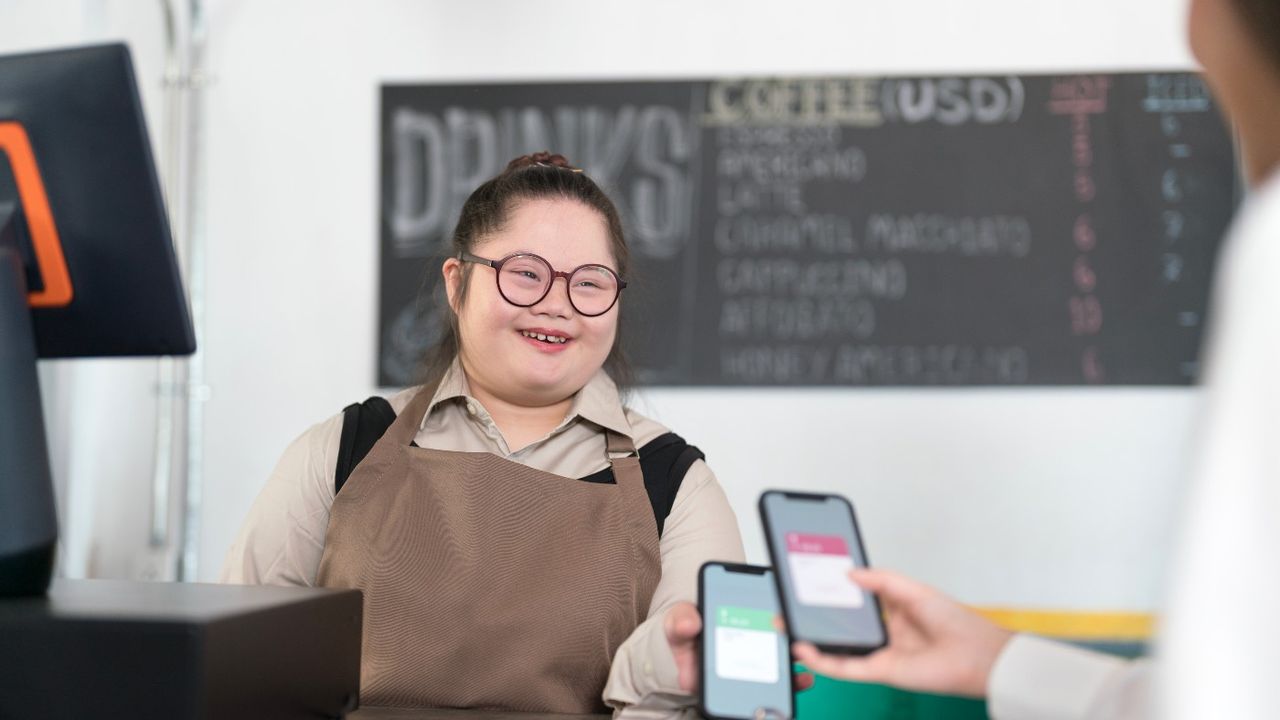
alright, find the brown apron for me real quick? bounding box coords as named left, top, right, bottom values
left=316, top=384, right=661, bottom=712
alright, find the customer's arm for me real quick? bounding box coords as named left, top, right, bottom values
left=987, top=634, right=1150, bottom=720
left=602, top=460, right=745, bottom=719
left=793, top=568, right=1151, bottom=720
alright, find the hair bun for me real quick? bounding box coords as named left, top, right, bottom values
left=504, top=151, right=582, bottom=173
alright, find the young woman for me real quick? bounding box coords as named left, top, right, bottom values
left=222, top=153, right=743, bottom=714
left=775, top=1, right=1280, bottom=718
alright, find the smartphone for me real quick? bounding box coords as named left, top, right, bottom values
left=758, top=490, right=888, bottom=655
left=698, top=562, right=794, bottom=720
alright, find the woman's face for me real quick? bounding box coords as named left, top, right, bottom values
left=444, top=197, right=620, bottom=407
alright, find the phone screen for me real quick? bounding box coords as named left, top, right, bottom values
left=760, top=492, right=887, bottom=651
left=699, top=563, right=792, bottom=720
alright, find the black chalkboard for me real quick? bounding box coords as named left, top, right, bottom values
left=377, top=73, right=1238, bottom=386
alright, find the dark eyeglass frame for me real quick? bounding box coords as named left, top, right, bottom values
left=459, top=251, right=627, bottom=317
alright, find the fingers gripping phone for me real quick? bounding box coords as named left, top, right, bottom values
left=698, top=562, right=794, bottom=720
left=759, top=491, right=888, bottom=655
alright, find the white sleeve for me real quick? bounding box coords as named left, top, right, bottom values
left=1158, top=188, right=1280, bottom=720
left=218, top=413, right=342, bottom=586
left=988, top=634, right=1150, bottom=720
left=603, top=459, right=746, bottom=718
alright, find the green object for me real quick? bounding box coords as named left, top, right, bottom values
left=795, top=666, right=988, bottom=720
left=717, top=606, right=777, bottom=633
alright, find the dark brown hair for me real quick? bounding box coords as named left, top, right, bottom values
left=1231, top=0, right=1280, bottom=73
left=418, top=152, right=634, bottom=394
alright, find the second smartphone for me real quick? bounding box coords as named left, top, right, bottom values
left=698, top=562, right=794, bottom=720
left=759, top=490, right=888, bottom=655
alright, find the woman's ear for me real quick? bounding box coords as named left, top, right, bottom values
left=442, top=257, right=463, bottom=312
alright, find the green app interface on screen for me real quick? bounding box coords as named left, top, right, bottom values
left=702, top=565, right=791, bottom=719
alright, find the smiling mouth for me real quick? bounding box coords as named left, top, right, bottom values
left=520, top=330, right=570, bottom=345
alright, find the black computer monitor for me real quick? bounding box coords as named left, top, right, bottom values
left=0, top=43, right=195, bottom=596
left=0, top=43, right=195, bottom=356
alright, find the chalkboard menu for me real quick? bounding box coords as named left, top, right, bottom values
left=378, top=73, right=1237, bottom=386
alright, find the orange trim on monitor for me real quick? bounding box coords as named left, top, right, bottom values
left=0, top=121, right=72, bottom=307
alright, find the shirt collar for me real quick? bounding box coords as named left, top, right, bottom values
left=422, top=359, right=633, bottom=439
left=567, top=368, right=632, bottom=438
left=424, top=358, right=473, bottom=419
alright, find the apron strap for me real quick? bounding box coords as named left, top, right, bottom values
left=603, top=428, right=655, bottom=541
left=384, top=380, right=441, bottom=446
left=605, top=428, right=638, bottom=457
left=386, top=378, right=645, bottom=500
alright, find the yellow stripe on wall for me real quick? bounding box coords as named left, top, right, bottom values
left=973, top=607, right=1154, bottom=640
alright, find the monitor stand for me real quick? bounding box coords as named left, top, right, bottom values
left=0, top=204, right=57, bottom=597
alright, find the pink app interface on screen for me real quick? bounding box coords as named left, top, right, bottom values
left=785, top=532, right=864, bottom=608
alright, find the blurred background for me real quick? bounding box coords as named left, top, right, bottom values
left=4, top=0, right=1211, bottom=659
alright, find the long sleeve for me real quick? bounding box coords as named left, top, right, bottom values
left=993, top=176, right=1280, bottom=720
left=988, top=634, right=1150, bottom=720
left=1157, top=176, right=1280, bottom=720
left=219, top=413, right=342, bottom=586
left=603, top=459, right=746, bottom=718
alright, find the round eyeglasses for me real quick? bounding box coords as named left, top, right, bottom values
left=460, top=251, right=626, bottom=317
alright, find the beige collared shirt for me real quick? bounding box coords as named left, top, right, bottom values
left=221, top=361, right=744, bottom=718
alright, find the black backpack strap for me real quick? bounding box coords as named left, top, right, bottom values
left=335, top=396, right=396, bottom=495
left=637, top=433, right=702, bottom=536
left=579, top=431, right=705, bottom=536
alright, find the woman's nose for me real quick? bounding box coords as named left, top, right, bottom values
left=532, top=275, right=574, bottom=317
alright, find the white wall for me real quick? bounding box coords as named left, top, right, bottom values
left=8, top=0, right=1203, bottom=613
left=0, top=0, right=181, bottom=581
left=196, top=0, right=1201, bottom=611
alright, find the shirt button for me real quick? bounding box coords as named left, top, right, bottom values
left=643, top=660, right=653, bottom=677
left=467, top=402, right=478, bottom=416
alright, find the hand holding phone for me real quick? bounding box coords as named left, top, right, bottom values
left=759, top=491, right=888, bottom=655
left=698, top=562, right=794, bottom=720
left=790, top=566, right=1012, bottom=698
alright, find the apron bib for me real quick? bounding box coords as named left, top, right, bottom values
left=317, top=384, right=661, bottom=712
